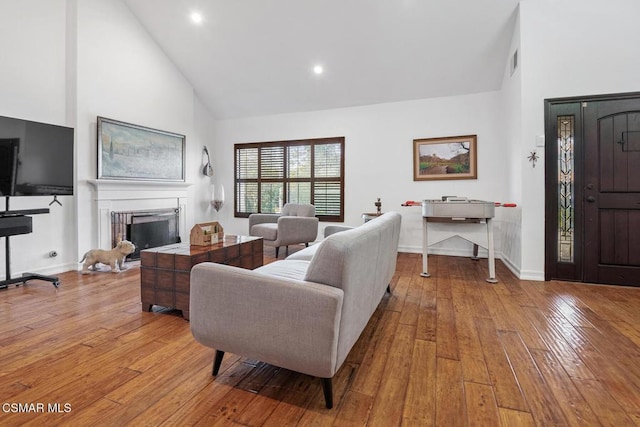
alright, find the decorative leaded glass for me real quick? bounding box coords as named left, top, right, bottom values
left=558, top=116, right=574, bottom=263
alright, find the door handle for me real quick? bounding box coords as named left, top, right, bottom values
left=586, top=196, right=596, bottom=203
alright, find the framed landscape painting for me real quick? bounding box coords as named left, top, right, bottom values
left=413, top=134, right=477, bottom=181
left=97, top=117, right=186, bottom=181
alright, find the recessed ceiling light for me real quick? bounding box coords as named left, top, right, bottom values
left=190, top=11, right=204, bottom=24
left=313, top=65, right=324, bottom=75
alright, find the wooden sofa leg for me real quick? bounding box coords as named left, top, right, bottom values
left=305, top=242, right=309, bottom=247
left=275, top=247, right=279, bottom=258
left=212, top=350, right=225, bottom=376
left=322, top=378, right=333, bottom=409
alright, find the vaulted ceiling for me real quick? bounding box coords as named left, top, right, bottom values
left=124, top=0, right=520, bottom=119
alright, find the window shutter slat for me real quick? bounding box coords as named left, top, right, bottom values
left=260, top=183, right=283, bottom=213
left=314, top=181, right=342, bottom=216
left=236, top=182, right=258, bottom=214
left=288, top=145, right=311, bottom=178
left=314, top=143, right=341, bottom=178
left=287, top=182, right=311, bottom=204
left=236, top=147, right=258, bottom=179
left=260, top=146, right=284, bottom=179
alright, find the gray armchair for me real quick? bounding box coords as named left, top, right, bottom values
left=249, top=203, right=319, bottom=258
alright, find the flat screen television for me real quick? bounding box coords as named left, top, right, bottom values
left=0, top=115, right=74, bottom=197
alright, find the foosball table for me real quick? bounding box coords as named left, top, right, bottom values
left=420, top=197, right=498, bottom=283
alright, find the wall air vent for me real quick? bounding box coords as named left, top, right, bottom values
left=510, top=49, right=519, bottom=76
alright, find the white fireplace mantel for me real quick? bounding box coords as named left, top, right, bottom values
left=87, top=179, right=192, bottom=201
left=87, top=179, right=193, bottom=248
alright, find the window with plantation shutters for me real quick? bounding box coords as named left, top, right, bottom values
left=234, top=137, right=345, bottom=222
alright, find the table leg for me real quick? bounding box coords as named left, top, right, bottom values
left=420, top=217, right=430, bottom=277
left=486, top=218, right=498, bottom=283
left=472, top=244, right=480, bottom=260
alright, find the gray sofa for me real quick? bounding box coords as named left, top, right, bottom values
left=189, top=212, right=402, bottom=408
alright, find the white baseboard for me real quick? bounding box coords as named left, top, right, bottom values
left=398, top=245, right=421, bottom=254
left=518, top=270, right=545, bottom=281
left=498, top=254, right=521, bottom=279
left=13, top=262, right=79, bottom=278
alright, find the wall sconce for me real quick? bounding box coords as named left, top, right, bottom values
left=202, top=146, right=213, bottom=176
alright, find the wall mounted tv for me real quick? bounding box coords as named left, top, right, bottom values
left=0, top=115, right=74, bottom=197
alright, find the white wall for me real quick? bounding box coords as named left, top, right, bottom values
left=518, top=0, right=640, bottom=279
left=0, top=0, right=213, bottom=279
left=0, top=1, right=68, bottom=121
left=497, top=6, right=523, bottom=275
left=193, top=96, right=219, bottom=225
left=213, top=92, right=510, bottom=256
left=0, top=0, right=76, bottom=277
left=75, top=0, right=199, bottom=257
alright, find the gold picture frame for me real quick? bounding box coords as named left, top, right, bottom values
left=413, top=134, right=477, bottom=181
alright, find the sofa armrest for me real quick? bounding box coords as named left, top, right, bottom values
left=189, top=262, right=344, bottom=378
left=249, top=213, right=279, bottom=229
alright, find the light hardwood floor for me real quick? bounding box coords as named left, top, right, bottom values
left=1, top=250, right=640, bottom=426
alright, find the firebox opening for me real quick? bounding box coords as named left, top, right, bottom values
left=111, top=208, right=181, bottom=260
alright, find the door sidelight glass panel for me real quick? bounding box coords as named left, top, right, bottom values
left=558, top=116, right=575, bottom=263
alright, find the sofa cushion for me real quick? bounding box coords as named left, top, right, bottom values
left=254, top=260, right=310, bottom=282
left=251, top=223, right=278, bottom=241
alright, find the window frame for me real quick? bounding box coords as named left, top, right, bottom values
left=234, top=136, right=345, bottom=222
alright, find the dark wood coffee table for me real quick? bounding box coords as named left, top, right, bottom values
left=140, top=235, right=263, bottom=320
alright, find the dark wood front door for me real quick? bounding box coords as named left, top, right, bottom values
left=584, top=99, right=640, bottom=285
left=545, top=93, right=640, bottom=286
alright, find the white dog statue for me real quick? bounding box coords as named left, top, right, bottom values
left=80, top=240, right=136, bottom=274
